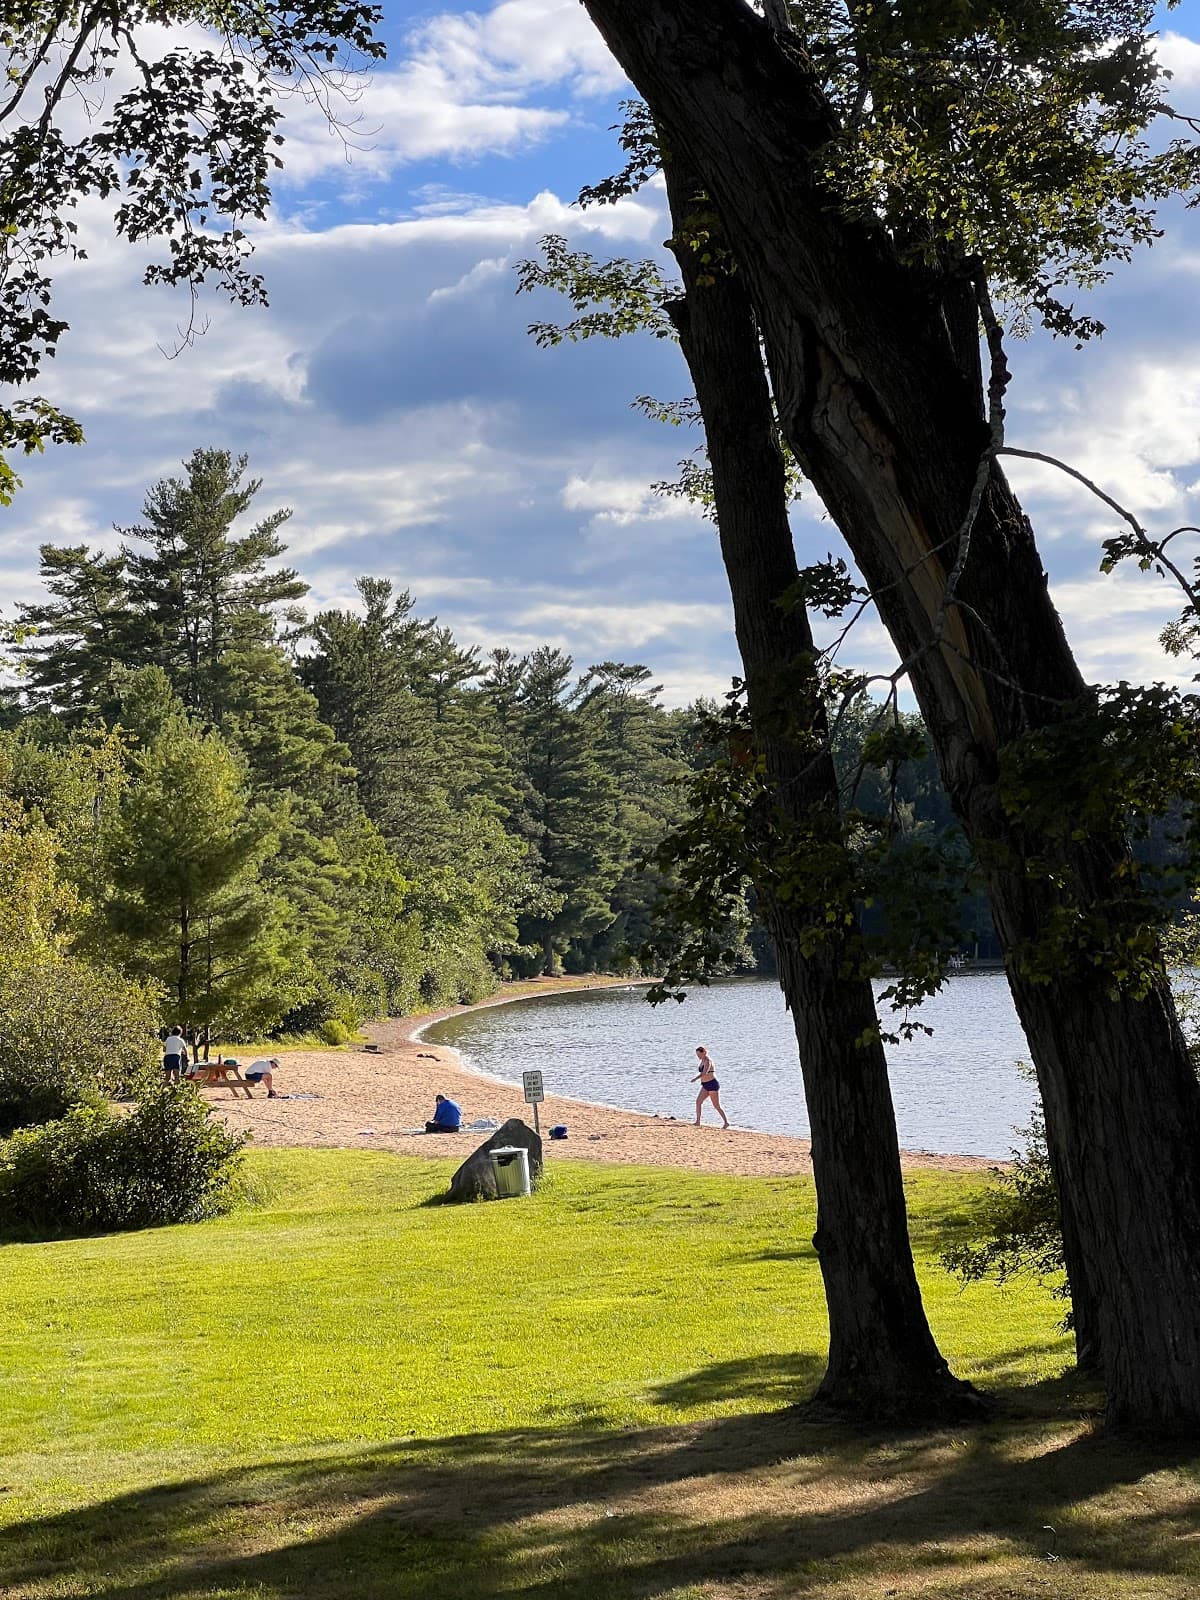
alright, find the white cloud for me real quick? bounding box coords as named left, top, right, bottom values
left=274, top=88, right=568, bottom=185
left=516, top=599, right=729, bottom=649
left=272, top=0, right=625, bottom=184
left=562, top=472, right=698, bottom=526
left=1157, top=31, right=1200, bottom=93
left=1003, top=354, right=1200, bottom=537
left=0, top=174, right=731, bottom=702
left=404, top=0, right=626, bottom=102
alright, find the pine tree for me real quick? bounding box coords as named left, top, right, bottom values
left=507, top=648, right=621, bottom=975
left=16, top=545, right=139, bottom=720
left=303, top=579, right=444, bottom=847
left=574, top=662, right=690, bottom=969
left=98, top=708, right=308, bottom=1040
left=121, top=448, right=307, bottom=723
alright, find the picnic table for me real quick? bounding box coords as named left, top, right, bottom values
left=192, top=1060, right=255, bottom=1099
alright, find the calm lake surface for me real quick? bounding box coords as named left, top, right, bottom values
left=424, top=973, right=1038, bottom=1159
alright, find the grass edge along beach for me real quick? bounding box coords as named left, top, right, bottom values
left=3, top=1148, right=1198, bottom=1600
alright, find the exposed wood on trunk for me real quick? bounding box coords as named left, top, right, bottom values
left=581, top=0, right=1200, bottom=1430
left=663, top=154, right=979, bottom=1419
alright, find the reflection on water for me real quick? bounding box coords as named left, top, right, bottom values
left=423, top=973, right=1037, bottom=1159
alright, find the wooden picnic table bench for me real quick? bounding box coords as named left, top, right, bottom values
left=192, top=1061, right=255, bottom=1099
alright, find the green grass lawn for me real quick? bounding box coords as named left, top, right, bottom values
left=0, top=1151, right=1196, bottom=1599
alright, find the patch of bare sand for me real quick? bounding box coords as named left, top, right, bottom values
left=202, top=979, right=996, bottom=1178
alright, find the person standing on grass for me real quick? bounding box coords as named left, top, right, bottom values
left=162, top=1027, right=187, bottom=1083
left=692, top=1046, right=729, bottom=1128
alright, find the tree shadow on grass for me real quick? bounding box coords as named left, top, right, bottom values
left=727, top=1245, right=819, bottom=1265
left=648, top=1351, right=826, bottom=1410
left=4, top=1377, right=1199, bottom=1600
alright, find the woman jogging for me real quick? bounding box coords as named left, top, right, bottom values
left=691, top=1045, right=729, bottom=1128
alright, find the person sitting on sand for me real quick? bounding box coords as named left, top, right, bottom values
left=425, top=1093, right=461, bottom=1133
left=244, top=1058, right=279, bottom=1098
left=692, top=1046, right=729, bottom=1128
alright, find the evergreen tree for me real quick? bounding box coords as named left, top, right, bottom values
left=15, top=545, right=139, bottom=720
left=97, top=707, right=307, bottom=1040
left=121, top=447, right=307, bottom=722
left=506, top=647, right=621, bottom=975
left=21, top=454, right=350, bottom=798
left=303, top=579, right=445, bottom=847
left=217, top=641, right=352, bottom=799
left=304, top=579, right=511, bottom=865
left=574, top=662, right=690, bottom=970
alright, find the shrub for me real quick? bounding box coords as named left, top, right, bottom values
left=0, top=954, right=160, bottom=1132
left=0, top=1084, right=246, bottom=1238
left=318, top=1018, right=350, bottom=1046
left=417, top=945, right=495, bottom=1009
left=940, top=1097, right=1069, bottom=1323
left=277, top=986, right=362, bottom=1041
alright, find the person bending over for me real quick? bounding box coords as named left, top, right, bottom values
left=245, top=1058, right=280, bottom=1097
left=426, top=1093, right=461, bottom=1133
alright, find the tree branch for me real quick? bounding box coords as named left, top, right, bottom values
left=998, top=445, right=1200, bottom=616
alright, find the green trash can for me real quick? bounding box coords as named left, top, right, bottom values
left=489, top=1146, right=531, bottom=1198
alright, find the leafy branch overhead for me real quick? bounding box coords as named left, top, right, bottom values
left=643, top=688, right=975, bottom=1037
left=778, top=0, right=1200, bottom=339
left=0, top=0, right=385, bottom=491
left=515, top=235, right=676, bottom=345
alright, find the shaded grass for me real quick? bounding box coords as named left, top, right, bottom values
left=1, top=1152, right=1195, bottom=1599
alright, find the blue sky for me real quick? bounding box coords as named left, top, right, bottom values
left=4, top=0, right=1200, bottom=705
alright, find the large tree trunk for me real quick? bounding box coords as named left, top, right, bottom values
left=581, top=0, right=1200, bottom=1431
left=663, top=156, right=979, bottom=1419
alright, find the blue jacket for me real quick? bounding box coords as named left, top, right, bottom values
left=432, top=1098, right=461, bottom=1130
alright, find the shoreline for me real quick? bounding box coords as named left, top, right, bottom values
left=201, top=977, right=1000, bottom=1179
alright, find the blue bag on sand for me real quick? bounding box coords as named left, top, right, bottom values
left=549, top=1125, right=568, bottom=1140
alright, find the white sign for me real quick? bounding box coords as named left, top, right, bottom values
left=522, top=1070, right=545, bottom=1104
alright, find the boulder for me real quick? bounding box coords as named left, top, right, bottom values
left=446, top=1118, right=544, bottom=1202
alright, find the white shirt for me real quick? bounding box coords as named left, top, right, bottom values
left=163, top=1034, right=186, bottom=1057
left=247, top=1060, right=275, bottom=1076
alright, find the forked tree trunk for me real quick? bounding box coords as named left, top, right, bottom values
left=664, top=157, right=979, bottom=1419
left=581, top=0, right=1200, bottom=1431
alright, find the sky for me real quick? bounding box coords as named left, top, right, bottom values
left=3, top=0, right=1200, bottom=707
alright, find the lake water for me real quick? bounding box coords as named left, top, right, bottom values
left=423, top=973, right=1039, bottom=1159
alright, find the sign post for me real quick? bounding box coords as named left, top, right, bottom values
left=522, top=1069, right=544, bottom=1136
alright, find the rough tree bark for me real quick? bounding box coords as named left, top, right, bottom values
left=580, top=0, right=1200, bottom=1431
left=663, top=154, right=979, bottom=1418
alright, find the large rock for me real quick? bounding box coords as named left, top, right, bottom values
left=446, top=1118, right=544, bottom=1202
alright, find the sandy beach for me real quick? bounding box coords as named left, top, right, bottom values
left=202, top=978, right=996, bottom=1178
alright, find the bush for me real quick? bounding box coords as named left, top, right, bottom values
left=0, top=954, right=160, bottom=1132
left=318, top=1018, right=350, bottom=1045
left=940, top=1097, right=1070, bottom=1323
left=277, top=986, right=363, bottom=1041
left=417, top=945, right=495, bottom=1009
left=0, top=1084, right=246, bottom=1238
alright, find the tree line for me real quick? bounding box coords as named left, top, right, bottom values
left=1, top=448, right=1002, bottom=1054
left=0, top=448, right=693, bottom=1041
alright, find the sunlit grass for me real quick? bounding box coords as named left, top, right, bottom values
left=1, top=1151, right=1194, bottom=1599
